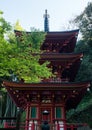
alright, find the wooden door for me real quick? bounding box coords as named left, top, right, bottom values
left=40, top=107, right=52, bottom=123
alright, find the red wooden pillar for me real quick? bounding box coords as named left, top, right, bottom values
left=31, top=120, right=35, bottom=130
left=57, top=122, right=60, bottom=130
left=25, top=103, right=30, bottom=130
left=62, top=103, right=67, bottom=130
left=71, top=125, right=74, bottom=130
left=4, top=122, right=9, bottom=128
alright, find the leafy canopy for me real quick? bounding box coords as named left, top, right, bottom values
left=73, top=2, right=92, bottom=45
left=0, top=11, right=52, bottom=82
left=67, top=3, right=92, bottom=126
left=71, top=2, right=92, bottom=82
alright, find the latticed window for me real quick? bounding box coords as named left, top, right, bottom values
left=55, top=107, right=62, bottom=118
left=30, top=107, right=37, bottom=118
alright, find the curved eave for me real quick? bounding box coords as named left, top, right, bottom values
left=14, top=29, right=79, bottom=45
left=14, top=29, right=79, bottom=53
left=3, top=80, right=90, bottom=90
left=40, top=52, right=83, bottom=61
left=44, top=29, right=79, bottom=40
left=3, top=80, right=90, bottom=110
left=14, top=29, right=79, bottom=36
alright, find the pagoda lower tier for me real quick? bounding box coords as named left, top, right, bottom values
left=3, top=80, right=90, bottom=128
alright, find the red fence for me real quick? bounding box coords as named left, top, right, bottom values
left=1, top=121, right=90, bottom=130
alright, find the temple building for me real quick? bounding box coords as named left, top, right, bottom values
left=3, top=10, right=90, bottom=130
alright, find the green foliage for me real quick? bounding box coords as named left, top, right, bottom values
left=75, top=40, right=90, bottom=54
left=0, top=11, right=53, bottom=125
left=75, top=55, right=92, bottom=82
left=67, top=93, right=92, bottom=127
left=0, top=11, right=11, bottom=37
left=67, top=2, right=92, bottom=125
left=73, top=2, right=92, bottom=44
left=0, top=12, right=52, bottom=83
left=73, top=2, right=92, bottom=82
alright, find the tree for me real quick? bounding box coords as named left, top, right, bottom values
left=73, top=2, right=92, bottom=46
left=67, top=3, right=92, bottom=127
left=72, top=2, right=92, bottom=82
left=74, top=40, right=92, bottom=82
left=0, top=11, right=52, bottom=83
left=0, top=11, right=53, bottom=124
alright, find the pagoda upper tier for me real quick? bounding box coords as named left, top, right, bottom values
left=40, top=52, right=83, bottom=82
left=14, top=29, right=80, bottom=82
left=14, top=29, right=79, bottom=53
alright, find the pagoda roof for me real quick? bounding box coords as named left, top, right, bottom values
left=40, top=52, right=83, bottom=82
left=3, top=80, right=90, bottom=110
left=44, top=29, right=79, bottom=38
left=14, top=29, right=79, bottom=53
left=14, top=29, right=79, bottom=37
left=40, top=52, right=83, bottom=61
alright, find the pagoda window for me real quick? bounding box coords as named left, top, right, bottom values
left=55, top=107, right=62, bottom=118
left=30, top=107, right=37, bottom=118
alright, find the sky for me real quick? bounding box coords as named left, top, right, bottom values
left=0, top=0, right=92, bottom=31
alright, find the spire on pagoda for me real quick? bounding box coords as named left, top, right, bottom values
left=43, top=9, right=50, bottom=32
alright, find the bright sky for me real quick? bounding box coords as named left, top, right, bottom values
left=0, top=0, right=92, bottom=31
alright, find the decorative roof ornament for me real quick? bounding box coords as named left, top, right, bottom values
left=43, top=9, right=50, bottom=32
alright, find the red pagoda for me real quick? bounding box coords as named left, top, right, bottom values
left=3, top=10, right=90, bottom=130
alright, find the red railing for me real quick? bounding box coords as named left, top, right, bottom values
left=2, top=121, right=89, bottom=130
left=37, top=123, right=88, bottom=130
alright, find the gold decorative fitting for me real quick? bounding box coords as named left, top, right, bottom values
left=54, top=71, right=58, bottom=74
left=52, top=94, right=54, bottom=98
left=63, top=43, right=67, bottom=46
left=68, top=63, right=72, bottom=66
left=37, top=94, right=40, bottom=98
left=13, top=91, right=15, bottom=94
left=66, top=66, right=70, bottom=69
left=73, top=90, right=76, bottom=93
left=27, top=94, right=29, bottom=98
left=53, top=50, right=56, bottom=52
left=17, top=95, right=19, bottom=98
left=62, top=95, right=66, bottom=98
